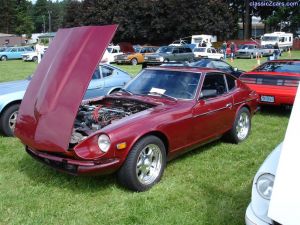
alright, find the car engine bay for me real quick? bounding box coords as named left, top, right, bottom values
left=70, top=97, right=154, bottom=145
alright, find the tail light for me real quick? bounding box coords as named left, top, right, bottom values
left=284, top=80, right=299, bottom=87
left=240, top=77, right=256, bottom=84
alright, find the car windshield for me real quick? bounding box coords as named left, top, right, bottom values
left=157, top=46, right=173, bottom=54
left=107, top=47, right=113, bottom=53
left=125, top=69, right=201, bottom=100
left=254, top=62, right=300, bottom=73
left=193, top=48, right=206, bottom=52
left=262, top=44, right=274, bottom=49
left=262, top=36, right=278, bottom=41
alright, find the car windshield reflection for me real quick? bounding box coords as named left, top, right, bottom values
left=125, top=69, right=201, bottom=100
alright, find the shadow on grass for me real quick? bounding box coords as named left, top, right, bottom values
left=258, top=105, right=291, bottom=118
left=18, top=154, right=120, bottom=193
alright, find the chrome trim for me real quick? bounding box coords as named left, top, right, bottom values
left=193, top=104, right=230, bottom=118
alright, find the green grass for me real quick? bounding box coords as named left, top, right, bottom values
left=0, top=51, right=298, bottom=225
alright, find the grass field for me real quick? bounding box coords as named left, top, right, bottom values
left=0, top=51, right=298, bottom=225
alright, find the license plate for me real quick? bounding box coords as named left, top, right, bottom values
left=260, top=95, right=275, bottom=103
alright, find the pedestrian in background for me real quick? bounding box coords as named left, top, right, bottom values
left=230, top=42, right=235, bottom=62
left=274, top=42, right=280, bottom=60
left=222, top=41, right=227, bottom=60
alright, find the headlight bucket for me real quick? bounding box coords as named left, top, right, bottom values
left=256, top=173, right=275, bottom=200
left=98, top=134, right=111, bottom=153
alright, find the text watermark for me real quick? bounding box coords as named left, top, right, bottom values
left=250, top=1, right=299, bottom=8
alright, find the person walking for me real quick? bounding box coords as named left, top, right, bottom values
left=274, top=42, right=280, bottom=60
left=230, top=42, right=235, bottom=62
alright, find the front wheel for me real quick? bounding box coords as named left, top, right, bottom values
left=1, top=55, right=7, bottom=61
left=226, top=107, right=251, bottom=143
left=117, top=135, right=166, bottom=192
left=0, top=104, right=20, bottom=136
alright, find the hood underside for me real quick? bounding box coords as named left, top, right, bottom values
left=15, top=25, right=117, bottom=152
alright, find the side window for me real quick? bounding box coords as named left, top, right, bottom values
left=172, top=48, right=179, bottom=54
left=211, top=48, right=216, bottom=53
left=201, top=73, right=227, bottom=98
left=11, top=48, right=17, bottom=52
left=179, top=48, right=185, bottom=53
left=18, top=48, right=25, bottom=52
left=226, top=75, right=236, bottom=91
left=92, top=67, right=101, bottom=80
left=101, top=66, right=114, bottom=78
left=207, top=48, right=211, bottom=53
left=112, top=48, right=118, bottom=53
left=140, top=48, right=147, bottom=53
left=289, top=37, right=292, bottom=42
left=185, top=48, right=192, bottom=53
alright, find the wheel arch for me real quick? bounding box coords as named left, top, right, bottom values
left=0, top=100, right=22, bottom=116
left=107, top=86, right=122, bottom=94
left=135, top=131, right=170, bottom=155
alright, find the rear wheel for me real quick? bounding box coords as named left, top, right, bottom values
left=117, top=135, right=166, bottom=192
left=226, top=107, right=251, bottom=143
left=131, top=58, right=138, bottom=65
left=0, top=104, right=20, bottom=136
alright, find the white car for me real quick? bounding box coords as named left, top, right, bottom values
left=245, top=143, right=282, bottom=225
left=193, top=47, right=223, bottom=59
left=22, top=46, right=48, bottom=62
left=106, top=45, right=123, bottom=63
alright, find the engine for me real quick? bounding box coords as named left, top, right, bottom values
left=70, top=98, right=154, bottom=145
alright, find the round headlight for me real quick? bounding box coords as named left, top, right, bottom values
left=256, top=173, right=274, bottom=200
left=98, top=134, right=111, bottom=153
left=159, top=56, right=164, bottom=62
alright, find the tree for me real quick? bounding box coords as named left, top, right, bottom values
left=33, top=0, right=49, bottom=33
left=15, top=0, right=34, bottom=36
left=0, top=0, right=17, bottom=34
left=63, top=0, right=83, bottom=28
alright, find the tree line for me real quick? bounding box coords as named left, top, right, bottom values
left=0, top=0, right=299, bottom=44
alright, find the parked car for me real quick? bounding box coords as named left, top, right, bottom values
left=0, top=64, right=131, bottom=136
left=0, top=46, right=34, bottom=61
left=260, top=44, right=281, bottom=57
left=245, top=143, right=282, bottom=225
left=144, top=46, right=194, bottom=66
left=115, top=45, right=158, bottom=65
left=169, top=40, right=189, bottom=46
left=239, top=60, right=300, bottom=106
left=193, top=47, right=224, bottom=59
left=236, top=44, right=261, bottom=59
left=106, top=45, right=123, bottom=63
left=14, top=25, right=259, bottom=192
left=189, top=58, right=244, bottom=78
left=22, top=47, right=48, bottom=62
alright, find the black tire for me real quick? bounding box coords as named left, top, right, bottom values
left=131, top=58, right=138, bottom=65
left=1, top=55, right=7, bottom=61
left=117, top=135, right=166, bottom=192
left=0, top=104, right=20, bottom=136
left=225, top=107, right=251, bottom=144
left=32, top=56, right=38, bottom=62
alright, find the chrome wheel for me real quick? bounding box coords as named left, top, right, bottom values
left=236, top=112, right=250, bottom=140
left=136, top=144, right=162, bottom=185
left=8, top=110, right=18, bottom=131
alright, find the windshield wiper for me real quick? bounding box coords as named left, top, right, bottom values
left=142, top=91, right=177, bottom=101
left=120, top=88, right=133, bottom=95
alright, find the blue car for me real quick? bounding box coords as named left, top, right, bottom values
left=0, top=64, right=131, bottom=136
left=0, top=46, right=34, bottom=61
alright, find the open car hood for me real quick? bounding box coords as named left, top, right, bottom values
left=15, top=25, right=117, bottom=152
left=119, top=42, right=135, bottom=53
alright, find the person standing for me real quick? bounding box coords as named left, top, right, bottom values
left=222, top=41, right=227, bottom=60
left=230, top=42, right=235, bottom=62
left=274, top=42, right=280, bottom=60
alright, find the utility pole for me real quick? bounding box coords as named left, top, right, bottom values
left=48, top=10, right=52, bottom=33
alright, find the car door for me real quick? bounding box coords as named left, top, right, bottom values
left=84, top=66, right=105, bottom=99
left=9, top=48, right=18, bottom=59
left=18, top=48, right=25, bottom=59
left=171, top=48, right=180, bottom=61
left=191, top=72, right=234, bottom=143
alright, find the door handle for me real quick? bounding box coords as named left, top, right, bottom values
left=226, top=103, right=232, bottom=108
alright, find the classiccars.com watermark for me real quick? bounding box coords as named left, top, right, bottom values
left=250, top=0, right=299, bottom=8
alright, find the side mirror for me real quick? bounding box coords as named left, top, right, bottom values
left=200, top=89, right=217, bottom=99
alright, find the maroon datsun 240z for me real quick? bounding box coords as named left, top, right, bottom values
left=15, top=25, right=258, bottom=191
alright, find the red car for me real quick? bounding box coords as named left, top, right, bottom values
left=240, top=60, right=300, bottom=106
left=15, top=26, right=258, bottom=192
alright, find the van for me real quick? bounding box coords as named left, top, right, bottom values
left=261, top=32, right=293, bottom=51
